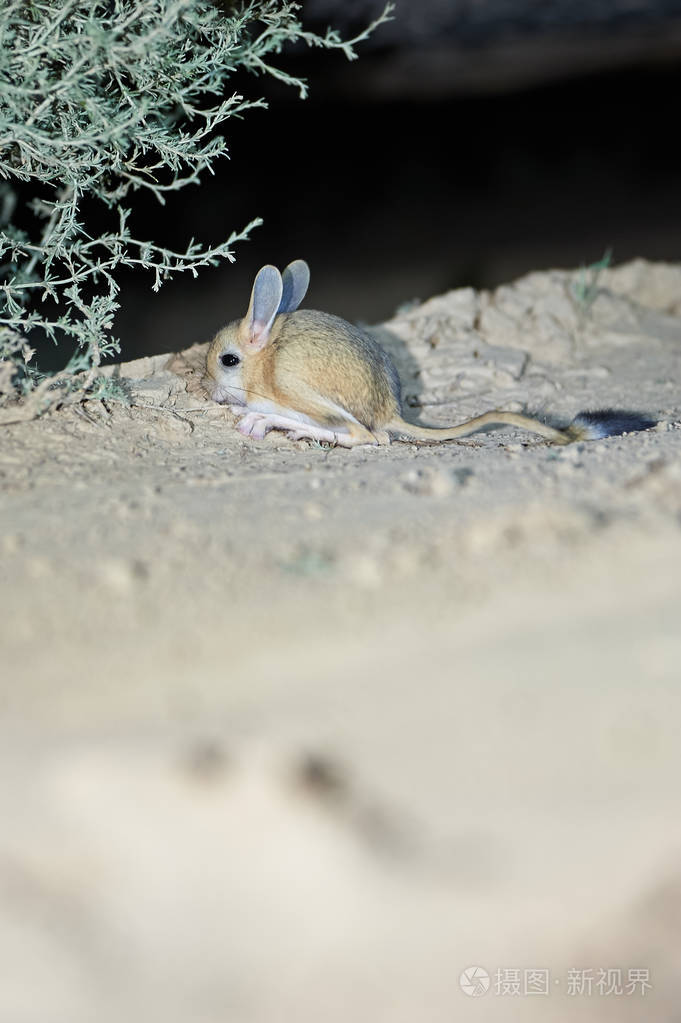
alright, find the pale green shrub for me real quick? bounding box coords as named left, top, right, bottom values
left=0, top=0, right=391, bottom=420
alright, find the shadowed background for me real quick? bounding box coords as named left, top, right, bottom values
left=107, top=0, right=681, bottom=360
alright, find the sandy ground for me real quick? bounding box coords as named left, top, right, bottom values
left=1, top=259, right=681, bottom=1022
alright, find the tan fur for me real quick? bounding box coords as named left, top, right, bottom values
left=267, top=311, right=399, bottom=429
left=386, top=411, right=571, bottom=445
left=213, top=309, right=400, bottom=430
left=203, top=261, right=590, bottom=448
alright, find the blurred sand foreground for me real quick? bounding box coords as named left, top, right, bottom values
left=1, top=260, right=681, bottom=1022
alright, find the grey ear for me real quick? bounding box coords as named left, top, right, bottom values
left=242, top=264, right=283, bottom=350
left=278, top=259, right=310, bottom=314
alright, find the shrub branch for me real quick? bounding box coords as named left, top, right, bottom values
left=0, top=0, right=393, bottom=418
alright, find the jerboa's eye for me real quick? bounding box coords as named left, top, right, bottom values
left=221, top=353, right=240, bottom=367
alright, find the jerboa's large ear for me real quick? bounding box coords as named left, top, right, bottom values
left=278, top=259, right=310, bottom=314
left=240, top=265, right=284, bottom=350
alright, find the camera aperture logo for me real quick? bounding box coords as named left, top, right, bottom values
left=459, top=967, right=490, bottom=997
left=459, top=965, right=652, bottom=999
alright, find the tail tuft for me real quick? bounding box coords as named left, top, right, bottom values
left=568, top=409, right=657, bottom=441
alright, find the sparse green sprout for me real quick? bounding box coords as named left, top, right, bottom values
left=572, top=248, right=613, bottom=316
left=0, top=0, right=393, bottom=421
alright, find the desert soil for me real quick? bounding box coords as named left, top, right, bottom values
left=1, top=259, right=681, bottom=1022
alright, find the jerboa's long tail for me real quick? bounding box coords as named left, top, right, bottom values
left=387, top=409, right=657, bottom=445
left=567, top=410, right=657, bottom=440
